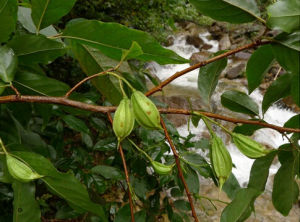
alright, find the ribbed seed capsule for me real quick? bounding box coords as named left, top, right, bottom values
left=211, top=136, right=232, bottom=189
left=232, top=133, right=269, bottom=159
left=113, top=98, right=135, bottom=142
left=6, top=154, right=43, bottom=183
left=131, top=91, right=162, bottom=130
left=151, top=161, right=174, bottom=175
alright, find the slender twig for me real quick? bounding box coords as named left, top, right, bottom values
left=65, top=68, right=114, bottom=97
left=145, top=40, right=272, bottom=97
left=0, top=95, right=299, bottom=133
left=160, top=118, right=199, bottom=222
left=9, top=82, right=21, bottom=97
left=107, top=113, right=135, bottom=222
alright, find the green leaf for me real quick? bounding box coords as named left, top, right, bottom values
left=12, top=151, right=107, bottom=221
left=183, top=166, right=199, bottom=194
left=221, top=90, right=259, bottom=116
left=134, top=210, right=146, bottom=222
left=291, top=73, right=299, bottom=106
left=173, top=200, right=191, bottom=211
left=62, top=115, right=90, bottom=134
left=272, top=151, right=297, bottom=216
left=7, top=34, right=66, bottom=64
left=0, top=0, right=18, bottom=43
left=0, top=155, right=13, bottom=183
left=114, top=204, right=131, bottom=222
left=12, top=181, right=41, bottom=222
left=31, top=0, right=77, bottom=32
left=221, top=188, right=259, bottom=222
left=91, top=165, right=124, bottom=180
left=275, top=31, right=300, bottom=52
left=246, top=45, right=275, bottom=94
left=68, top=42, right=123, bottom=105
left=63, top=20, right=188, bottom=65
left=222, top=173, right=240, bottom=199
left=284, top=114, right=300, bottom=129
left=189, top=0, right=261, bottom=24
left=233, top=122, right=264, bottom=136
left=14, top=70, right=69, bottom=96
left=262, top=73, right=292, bottom=113
left=248, top=151, right=277, bottom=192
left=197, top=55, right=227, bottom=106
left=121, top=41, right=143, bottom=61
left=271, top=43, right=299, bottom=74
left=17, top=6, right=58, bottom=37
left=267, top=0, right=300, bottom=33
left=0, top=46, right=18, bottom=83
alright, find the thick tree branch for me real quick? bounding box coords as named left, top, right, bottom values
left=145, top=40, right=272, bottom=96
left=0, top=95, right=298, bottom=133
left=107, top=113, right=135, bottom=222
left=161, top=118, right=199, bottom=222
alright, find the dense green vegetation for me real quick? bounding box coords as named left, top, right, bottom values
left=0, top=0, right=299, bottom=222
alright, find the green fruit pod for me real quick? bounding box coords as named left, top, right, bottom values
left=211, top=136, right=232, bottom=189
left=151, top=161, right=174, bottom=175
left=113, top=97, right=135, bottom=142
left=131, top=91, right=162, bottom=130
left=232, top=133, right=269, bottom=159
left=6, top=154, right=43, bottom=183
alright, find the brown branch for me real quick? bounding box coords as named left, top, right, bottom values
left=65, top=68, right=114, bottom=98
left=107, top=113, right=135, bottom=222
left=160, top=118, right=199, bottom=222
left=145, top=40, right=272, bottom=97
left=10, top=83, right=21, bottom=97
left=0, top=95, right=299, bottom=133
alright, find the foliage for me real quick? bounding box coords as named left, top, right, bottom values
left=0, top=0, right=299, bottom=222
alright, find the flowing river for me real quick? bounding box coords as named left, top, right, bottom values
left=147, top=29, right=299, bottom=221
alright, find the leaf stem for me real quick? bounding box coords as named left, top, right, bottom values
left=0, top=138, right=8, bottom=154
left=128, top=139, right=153, bottom=162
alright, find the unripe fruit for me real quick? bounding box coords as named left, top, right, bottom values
left=232, top=133, right=269, bottom=159
left=131, top=91, right=162, bottom=130
left=211, top=136, right=232, bottom=190
left=151, top=161, right=174, bottom=175
left=6, top=154, right=43, bottom=183
left=113, top=98, right=135, bottom=142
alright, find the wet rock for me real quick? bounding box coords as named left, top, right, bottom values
left=219, top=34, right=231, bottom=50
left=186, top=34, right=204, bottom=48
left=201, top=43, right=213, bottom=50
left=234, top=51, right=251, bottom=60
left=225, top=62, right=246, bottom=79
left=190, top=51, right=211, bottom=65
left=164, top=36, right=175, bottom=47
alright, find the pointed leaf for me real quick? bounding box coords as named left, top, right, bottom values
left=248, top=151, right=277, bottom=192
left=0, top=46, right=18, bottom=83
left=198, top=55, right=227, bottom=106
left=272, top=151, right=298, bottom=216
left=63, top=20, right=188, bottom=65
left=221, top=90, right=259, bottom=116
left=246, top=45, right=274, bottom=94
left=68, top=42, right=123, bottom=105
left=233, top=122, right=264, bottom=136
left=12, top=151, right=107, bottom=221
left=271, top=43, right=299, bottom=74
left=275, top=31, right=300, bottom=52
left=262, top=73, right=292, bottom=113
left=12, top=182, right=41, bottom=222
left=17, top=6, right=58, bottom=37
left=267, top=0, right=300, bottom=33
left=91, top=165, right=124, bottom=180
left=31, top=0, right=76, bottom=32
left=121, top=41, right=143, bottom=61
left=14, top=70, right=69, bottom=96
left=221, top=188, right=259, bottom=222
left=7, top=34, right=66, bottom=64
left=0, top=0, right=18, bottom=43
left=189, top=0, right=261, bottom=24
left=62, top=115, right=90, bottom=134
left=284, top=114, right=300, bottom=129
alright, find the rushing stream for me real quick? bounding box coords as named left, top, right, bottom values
left=148, top=30, right=298, bottom=196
